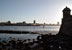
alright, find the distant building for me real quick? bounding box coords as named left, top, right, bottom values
left=33, top=20, right=36, bottom=24
left=59, top=6, right=72, bottom=35
left=57, top=22, right=59, bottom=25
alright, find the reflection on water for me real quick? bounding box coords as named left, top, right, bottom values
left=0, top=26, right=60, bottom=31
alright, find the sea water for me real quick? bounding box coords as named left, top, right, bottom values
left=0, top=26, right=60, bottom=41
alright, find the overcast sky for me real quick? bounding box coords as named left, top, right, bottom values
left=0, top=0, right=72, bottom=24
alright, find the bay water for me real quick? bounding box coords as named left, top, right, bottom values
left=0, top=26, right=60, bottom=41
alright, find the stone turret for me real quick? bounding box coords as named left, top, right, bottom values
left=58, top=6, right=72, bottom=36
left=63, top=6, right=71, bottom=17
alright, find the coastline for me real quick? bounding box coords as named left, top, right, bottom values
left=0, top=30, right=38, bottom=34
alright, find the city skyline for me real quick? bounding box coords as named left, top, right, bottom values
left=0, top=20, right=60, bottom=24
left=0, top=20, right=60, bottom=26
left=0, top=0, right=72, bottom=24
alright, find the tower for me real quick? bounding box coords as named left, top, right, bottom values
left=33, top=20, right=36, bottom=24
left=58, top=6, right=72, bottom=36
left=63, top=6, right=71, bottom=17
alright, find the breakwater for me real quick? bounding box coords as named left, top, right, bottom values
left=0, top=30, right=38, bottom=34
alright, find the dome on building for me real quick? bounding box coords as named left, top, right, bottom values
left=63, top=6, right=71, bottom=11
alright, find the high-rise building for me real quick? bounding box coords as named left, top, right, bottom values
left=33, top=20, right=36, bottom=24
left=57, top=22, right=59, bottom=25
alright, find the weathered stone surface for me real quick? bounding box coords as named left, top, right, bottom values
left=59, top=6, right=72, bottom=35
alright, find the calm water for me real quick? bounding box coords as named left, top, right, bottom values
left=0, top=26, right=60, bottom=41
left=0, top=34, right=39, bottom=42
left=0, top=26, right=60, bottom=32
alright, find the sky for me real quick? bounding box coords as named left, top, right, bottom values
left=0, top=0, right=72, bottom=24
